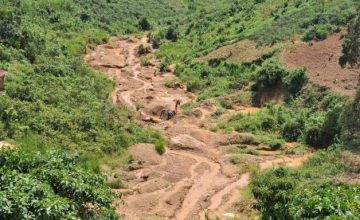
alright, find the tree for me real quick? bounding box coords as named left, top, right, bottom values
left=0, top=7, right=21, bottom=47
left=339, top=6, right=360, bottom=68
left=166, top=25, right=179, bottom=42
left=341, top=89, right=360, bottom=148
left=138, top=17, right=151, bottom=31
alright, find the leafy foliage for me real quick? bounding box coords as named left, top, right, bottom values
left=157, top=0, right=357, bottom=62
left=0, top=0, right=169, bottom=154
left=340, top=6, right=360, bottom=67
left=252, top=150, right=360, bottom=219
left=290, top=184, right=360, bottom=219
left=0, top=147, right=117, bottom=219
left=341, top=89, right=360, bottom=148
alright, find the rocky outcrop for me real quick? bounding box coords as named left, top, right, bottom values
left=169, top=134, right=206, bottom=151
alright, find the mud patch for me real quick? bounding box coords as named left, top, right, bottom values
left=129, top=144, right=162, bottom=166
left=159, top=153, right=196, bottom=183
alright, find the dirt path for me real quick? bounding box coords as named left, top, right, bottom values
left=86, top=36, right=311, bottom=220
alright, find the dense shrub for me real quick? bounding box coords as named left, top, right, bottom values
left=154, top=139, right=166, bottom=155
left=253, top=59, right=307, bottom=99
left=341, top=89, right=360, bottom=148
left=283, top=69, right=308, bottom=97
left=252, top=167, right=297, bottom=219
left=0, top=147, right=117, bottom=219
left=302, top=24, right=334, bottom=41
left=290, top=184, right=360, bottom=219
left=165, top=25, right=179, bottom=42
left=305, top=125, right=323, bottom=147
left=340, top=6, right=360, bottom=67
left=282, top=120, right=303, bottom=142
left=254, top=59, right=286, bottom=89
left=252, top=150, right=360, bottom=219
left=138, top=17, right=151, bottom=31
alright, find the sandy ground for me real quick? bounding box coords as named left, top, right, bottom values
left=85, top=36, right=311, bottom=220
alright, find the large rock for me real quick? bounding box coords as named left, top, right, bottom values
left=169, top=134, right=206, bottom=151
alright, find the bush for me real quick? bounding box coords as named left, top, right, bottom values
left=155, top=139, right=166, bottom=155
left=320, top=105, right=342, bottom=146
left=282, top=120, right=303, bottom=141
left=341, top=89, right=360, bottom=147
left=302, top=24, right=334, bottom=41
left=254, top=59, right=286, bottom=89
left=165, top=25, right=179, bottom=42
left=0, top=148, right=117, bottom=219
left=252, top=168, right=297, bottom=219
left=283, top=69, right=308, bottom=97
left=305, top=125, right=322, bottom=147
left=252, top=150, right=360, bottom=219
left=159, top=59, right=171, bottom=72
left=140, top=58, right=151, bottom=66
left=138, top=17, right=151, bottom=31
left=138, top=44, right=151, bottom=55
left=340, top=6, right=360, bottom=67
left=290, top=184, right=360, bottom=219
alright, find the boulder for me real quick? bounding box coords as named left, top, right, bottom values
left=169, top=134, right=206, bottom=151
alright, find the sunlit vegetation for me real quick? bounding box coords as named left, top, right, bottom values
left=156, top=0, right=358, bottom=62
left=0, top=138, right=117, bottom=219
left=252, top=150, right=360, bottom=219
left=0, top=0, right=190, bottom=217
left=340, top=5, right=360, bottom=67
left=0, top=0, right=359, bottom=219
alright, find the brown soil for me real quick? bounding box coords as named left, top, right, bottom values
left=86, top=36, right=311, bottom=220
left=201, top=34, right=359, bottom=97
left=280, top=34, right=359, bottom=96
left=200, top=39, right=274, bottom=64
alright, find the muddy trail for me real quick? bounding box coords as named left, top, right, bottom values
left=85, top=36, right=310, bottom=220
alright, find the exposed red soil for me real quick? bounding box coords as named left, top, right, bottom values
left=200, top=39, right=274, bottom=64
left=86, top=36, right=312, bottom=220
left=280, top=34, right=359, bottom=96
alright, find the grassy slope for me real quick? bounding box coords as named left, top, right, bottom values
left=0, top=0, right=193, bottom=154
left=0, top=0, right=195, bottom=219
left=157, top=0, right=358, bottom=61
left=155, top=0, right=360, bottom=218
left=0, top=0, right=359, bottom=219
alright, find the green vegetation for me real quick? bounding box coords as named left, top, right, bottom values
left=162, top=2, right=360, bottom=216
left=0, top=0, right=193, bottom=217
left=0, top=0, right=359, bottom=219
left=0, top=143, right=117, bottom=219
left=157, top=0, right=358, bottom=62
left=252, top=150, right=360, bottom=219
left=340, top=5, right=360, bottom=67
left=341, top=89, right=360, bottom=148
left=220, top=86, right=346, bottom=148
left=154, top=139, right=166, bottom=155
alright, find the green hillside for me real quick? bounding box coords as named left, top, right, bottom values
left=0, top=0, right=359, bottom=219
left=157, top=0, right=358, bottom=61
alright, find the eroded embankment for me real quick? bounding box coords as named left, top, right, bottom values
left=85, top=36, right=311, bottom=220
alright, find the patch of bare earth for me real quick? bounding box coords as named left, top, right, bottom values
left=200, top=39, right=274, bottom=63
left=280, top=34, right=359, bottom=96
left=0, top=141, right=12, bottom=150
left=86, top=36, right=311, bottom=220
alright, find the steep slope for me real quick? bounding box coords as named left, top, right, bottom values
left=86, top=35, right=311, bottom=220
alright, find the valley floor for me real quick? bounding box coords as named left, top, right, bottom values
left=86, top=36, right=311, bottom=220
